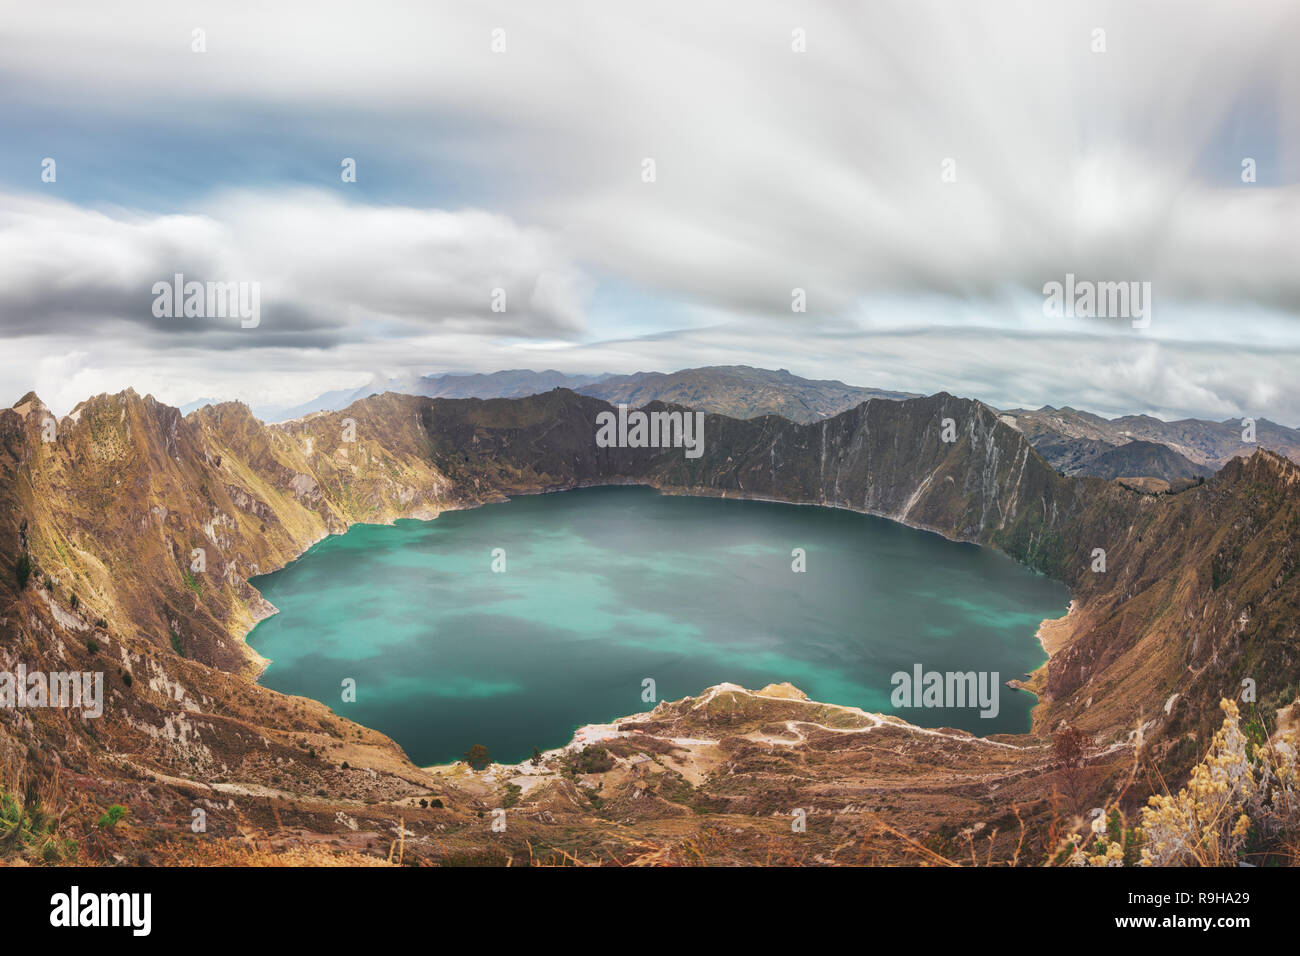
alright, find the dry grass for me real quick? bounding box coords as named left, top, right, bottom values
left=153, top=840, right=395, bottom=867
left=521, top=810, right=1027, bottom=867
left=1050, top=699, right=1300, bottom=867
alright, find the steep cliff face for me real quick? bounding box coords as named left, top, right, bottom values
left=0, top=393, right=448, bottom=863
left=1, top=386, right=1296, bottom=863
left=4, top=391, right=455, bottom=676
left=1038, top=451, right=1300, bottom=765
left=417, top=389, right=1081, bottom=556
left=650, top=394, right=1088, bottom=565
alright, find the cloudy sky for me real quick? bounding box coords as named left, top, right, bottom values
left=2, top=0, right=1298, bottom=423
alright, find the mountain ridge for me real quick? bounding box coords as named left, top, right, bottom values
left=177, top=365, right=1299, bottom=484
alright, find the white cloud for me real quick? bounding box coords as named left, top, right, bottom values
left=0, top=191, right=590, bottom=345
left=1, top=0, right=1298, bottom=423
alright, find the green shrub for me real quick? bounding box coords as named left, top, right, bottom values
left=15, top=553, right=32, bottom=590
left=97, top=804, right=127, bottom=830
left=568, top=745, right=615, bottom=775
left=0, top=790, right=77, bottom=863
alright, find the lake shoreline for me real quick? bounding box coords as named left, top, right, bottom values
left=243, top=484, right=1070, bottom=766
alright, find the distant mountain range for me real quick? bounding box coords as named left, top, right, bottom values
left=196, top=366, right=917, bottom=425
left=180, top=365, right=1300, bottom=484
left=181, top=369, right=615, bottom=421
left=998, top=405, right=1300, bottom=475
left=579, top=366, right=918, bottom=422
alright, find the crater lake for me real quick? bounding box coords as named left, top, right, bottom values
left=247, top=486, right=1070, bottom=766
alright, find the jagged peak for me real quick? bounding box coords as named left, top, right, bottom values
left=1246, top=447, right=1298, bottom=474
left=1216, top=447, right=1299, bottom=484
left=9, top=392, right=51, bottom=426
left=189, top=398, right=258, bottom=423
left=70, top=387, right=143, bottom=415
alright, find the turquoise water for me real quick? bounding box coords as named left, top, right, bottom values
left=247, top=486, right=1069, bottom=765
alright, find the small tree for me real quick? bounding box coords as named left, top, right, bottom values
left=15, top=553, right=32, bottom=590
left=1052, top=725, right=1092, bottom=809
left=463, top=744, right=490, bottom=771
left=530, top=747, right=542, bottom=767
